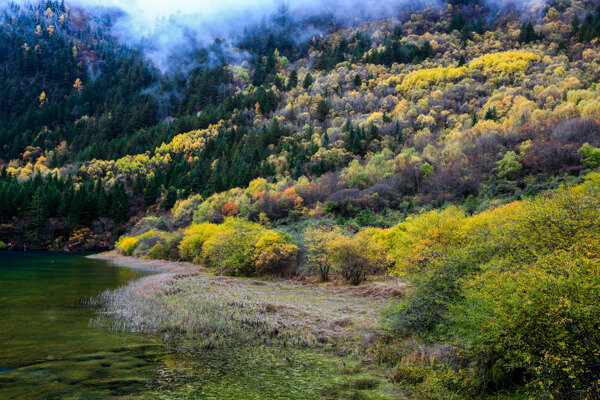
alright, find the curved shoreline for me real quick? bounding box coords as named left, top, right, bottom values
left=87, top=251, right=205, bottom=274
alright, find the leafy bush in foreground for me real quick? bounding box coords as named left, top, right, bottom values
left=380, top=172, right=600, bottom=398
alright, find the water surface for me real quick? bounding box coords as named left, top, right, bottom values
left=0, top=252, right=163, bottom=400
left=0, top=252, right=399, bottom=400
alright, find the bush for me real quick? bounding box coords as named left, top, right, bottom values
left=148, top=242, right=169, bottom=260
left=171, top=194, right=202, bottom=226
left=255, top=242, right=298, bottom=276
left=382, top=173, right=600, bottom=397
left=116, top=236, right=138, bottom=256
left=578, top=142, right=600, bottom=169
left=0, top=241, right=7, bottom=250
left=131, top=230, right=169, bottom=258
left=129, top=216, right=173, bottom=236
left=178, top=223, right=219, bottom=261
left=305, top=226, right=389, bottom=284
left=178, top=218, right=297, bottom=275
left=326, top=230, right=389, bottom=285
left=201, top=219, right=262, bottom=274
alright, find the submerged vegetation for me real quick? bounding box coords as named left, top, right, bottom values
left=2, top=0, right=600, bottom=397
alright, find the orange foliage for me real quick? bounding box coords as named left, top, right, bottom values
left=221, top=202, right=239, bottom=217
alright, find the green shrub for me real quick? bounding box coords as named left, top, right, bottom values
left=382, top=173, right=600, bottom=397
left=178, top=217, right=297, bottom=275
left=131, top=230, right=168, bottom=258
left=201, top=219, right=262, bottom=274
left=148, top=242, right=169, bottom=260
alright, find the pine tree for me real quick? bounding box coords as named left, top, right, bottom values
left=303, top=73, right=314, bottom=90
left=144, top=177, right=160, bottom=207
left=288, top=70, right=298, bottom=90
left=160, top=187, right=178, bottom=211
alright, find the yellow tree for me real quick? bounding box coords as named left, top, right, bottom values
left=73, top=78, right=83, bottom=94
left=39, top=92, right=48, bottom=108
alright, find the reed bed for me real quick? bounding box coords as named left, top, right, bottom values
left=93, top=271, right=391, bottom=353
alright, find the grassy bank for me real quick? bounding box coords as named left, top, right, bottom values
left=92, top=253, right=405, bottom=399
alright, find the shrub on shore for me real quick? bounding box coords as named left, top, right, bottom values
left=116, top=236, right=138, bottom=256
left=379, top=172, right=600, bottom=398
left=117, top=217, right=298, bottom=276
left=304, top=226, right=390, bottom=285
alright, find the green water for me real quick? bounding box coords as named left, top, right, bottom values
left=0, top=252, right=163, bottom=400
left=0, top=253, right=399, bottom=400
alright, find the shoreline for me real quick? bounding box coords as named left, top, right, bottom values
left=90, top=251, right=406, bottom=299
left=87, top=251, right=404, bottom=398
left=87, top=251, right=206, bottom=274
left=91, top=252, right=394, bottom=349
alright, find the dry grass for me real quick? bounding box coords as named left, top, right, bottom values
left=93, top=261, right=395, bottom=353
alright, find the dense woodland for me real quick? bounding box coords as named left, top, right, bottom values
left=2, top=0, right=600, bottom=397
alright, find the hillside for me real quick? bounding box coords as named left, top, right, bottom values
left=1, top=0, right=600, bottom=397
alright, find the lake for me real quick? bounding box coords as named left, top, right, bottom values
left=0, top=252, right=398, bottom=400
left=0, top=252, right=164, bottom=400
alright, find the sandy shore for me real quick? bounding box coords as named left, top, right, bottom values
left=90, top=251, right=405, bottom=298
left=88, top=251, right=206, bottom=274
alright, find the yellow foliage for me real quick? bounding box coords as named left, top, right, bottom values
left=116, top=237, right=138, bottom=256
left=468, top=51, right=540, bottom=75
left=397, top=66, right=469, bottom=92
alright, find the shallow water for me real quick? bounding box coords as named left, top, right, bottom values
left=0, top=252, right=163, bottom=400
left=0, top=252, right=398, bottom=400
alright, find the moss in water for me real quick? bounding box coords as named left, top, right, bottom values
left=153, top=345, right=403, bottom=400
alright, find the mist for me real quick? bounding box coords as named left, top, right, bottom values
left=9, top=0, right=540, bottom=72
left=11, top=0, right=440, bottom=71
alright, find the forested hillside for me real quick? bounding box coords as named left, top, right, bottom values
left=2, top=0, right=600, bottom=396
left=3, top=0, right=600, bottom=249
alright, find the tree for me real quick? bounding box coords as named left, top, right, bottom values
left=325, top=230, right=388, bottom=285
left=160, top=187, right=178, bottom=211
left=305, top=226, right=340, bottom=282
left=73, top=78, right=83, bottom=93
left=519, top=21, right=538, bottom=43
left=144, top=177, right=160, bottom=207
left=578, top=143, right=600, bottom=169
left=496, top=151, right=522, bottom=180
left=316, top=99, right=330, bottom=122
left=484, top=106, right=498, bottom=121
left=39, top=92, right=48, bottom=107
left=303, top=73, right=314, bottom=90
left=287, top=70, right=298, bottom=89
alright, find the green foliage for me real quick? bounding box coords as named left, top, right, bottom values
left=315, top=99, right=330, bottom=122
left=495, top=151, right=522, bottom=180
left=177, top=218, right=297, bottom=275
left=382, top=174, right=600, bottom=397
left=160, top=187, right=178, bottom=211
left=419, top=162, right=434, bottom=179
left=578, top=142, right=600, bottom=169
left=302, top=73, right=314, bottom=90
left=148, top=242, right=169, bottom=260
